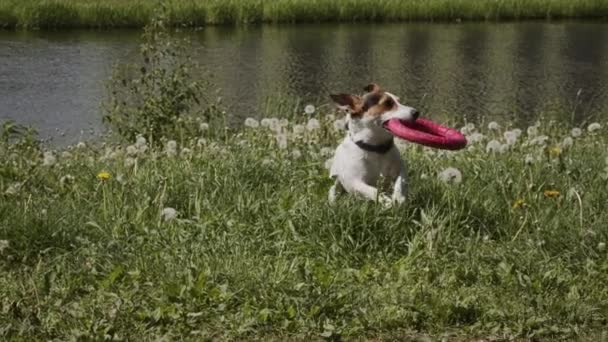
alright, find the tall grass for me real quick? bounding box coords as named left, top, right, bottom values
left=1, top=114, right=608, bottom=339
left=1, top=0, right=608, bottom=29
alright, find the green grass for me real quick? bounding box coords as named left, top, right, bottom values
left=1, top=115, right=608, bottom=339
left=1, top=0, right=608, bottom=29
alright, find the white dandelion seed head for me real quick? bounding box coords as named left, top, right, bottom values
left=126, top=145, right=138, bottom=156
left=244, top=118, right=259, bottom=128
left=199, top=122, right=209, bottom=131
left=511, top=128, right=522, bottom=138
left=599, top=242, right=606, bottom=251
left=181, top=148, right=192, bottom=158
left=587, top=122, right=602, bottom=132
left=166, top=140, right=177, bottom=151
left=279, top=118, right=289, bottom=127
left=468, top=132, right=485, bottom=144
left=276, top=134, right=288, bottom=149
left=420, top=173, right=429, bottom=180
left=4, top=182, right=22, bottom=196
left=527, top=125, right=539, bottom=138
left=438, top=167, right=462, bottom=184
left=503, top=131, right=519, bottom=145
left=161, top=207, right=178, bottom=222
left=306, top=118, right=321, bottom=131
left=61, top=151, right=72, bottom=159
left=561, top=137, right=574, bottom=149
left=485, top=139, right=502, bottom=153
left=499, top=144, right=510, bottom=154
left=460, top=123, right=476, bottom=136
left=304, top=104, right=316, bottom=115
left=324, top=157, right=334, bottom=170
left=76, top=142, right=86, bottom=149
left=571, top=128, right=583, bottom=138
left=135, top=135, right=147, bottom=147
left=0, top=239, right=8, bottom=253
left=42, top=151, right=57, bottom=166
left=488, top=121, right=500, bottom=131
left=261, top=158, right=274, bottom=166
left=260, top=118, right=272, bottom=127
left=124, top=157, right=136, bottom=168
left=333, top=118, right=347, bottom=131
left=293, top=124, right=306, bottom=135
left=291, top=149, right=302, bottom=159
left=320, top=147, right=334, bottom=157
left=60, top=174, right=75, bottom=185
left=529, top=135, right=549, bottom=146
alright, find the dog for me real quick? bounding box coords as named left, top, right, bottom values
left=328, top=83, right=420, bottom=207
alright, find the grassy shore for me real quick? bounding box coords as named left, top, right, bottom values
left=1, top=0, right=608, bottom=29
left=1, top=114, right=608, bottom=339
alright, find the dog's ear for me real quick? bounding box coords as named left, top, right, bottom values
left=330, top=93, right=361, bottom=113
left=363, top=83, right=381, bottom=93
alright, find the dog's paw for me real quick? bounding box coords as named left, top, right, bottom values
left=378, top=194, right=394, bottom=208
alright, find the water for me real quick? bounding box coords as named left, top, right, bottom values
left=1, top=22, right=607, bottom=145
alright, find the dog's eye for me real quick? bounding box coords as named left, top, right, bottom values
left=383, top=97, right=394, bottom=107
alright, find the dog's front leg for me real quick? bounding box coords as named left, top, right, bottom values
left=391, top=170, right=408, bottom=204
left=351, top=181, right=392, bottom=207
left=328, top=179, right=344, bottom=205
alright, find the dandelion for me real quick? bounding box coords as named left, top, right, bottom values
left=488, top=121, right=500, bottom=131
left=499, top=144, right=510, bottom=154
left=549, top=146, right=562, bottom=157
left=261, top=118, right=272, bottom=127
left=587, top=122, right=602, bottom=132
left=126, top=145, right=138, bottom=156
left=485, top=140, right=501, bottom=153
left=165, top=140, right=177, bottom=157
left=0, top=240, right=8, bottom=254
left=420, top=173, right=429, bottom=180
left=199, top=122, right=209, bottom=131
left=76, top=142, right=86, bottom=149
left=162, top=207, right=178, bottom=222
left=135, top=135, right=148, bottom=153
left=291, top=149, right=302, bottom=159
left=543, top=189, right=560, bottom=198
left=438, top=167, right=462, bottom=184
left=276, top=134, right=288, bottom=149
left=43, top=151, right=56, bottom=166
left=561, top=137, right=574, bottom=149
left=244, top=118, right=259, bottom=128
left=181, top=148, right=192, bottom=157
left=599, top=242, right=606, bottom=251
left=527, top=125, right=539, bottom=138
left=97, top=171, right=111, bottom=181
left=460, top=123, right=475, bottom=135
left=261, top=158, right=274, bottom=166
left=4, top=182, right=22, bottom=195
left=61, top=151, right=72, bottom=159
left=279, top=118, right=289, bottom=127
left=304, top=104, right=316, bottom=115
left=512, top=199, right=526, bottom=209
left=124, top=157, right=136, bottom=168
left=306, top=118, right=321, bottom=131
left=320, top=147, right=333, bottom=157
left=333, top=118, right=347, bottom=131
left=503, top=131, right=519, bottom=145
left=528, top=135, right=549, bottom=146
left=60, top=174, right=75, bottom=186
left=468, top=133, right=485, bottom=144
left=571, top=128, right=582, bottom=138
left=197, top=138, right=207, bottom=147
left=293, top=124, right=306, bottom=135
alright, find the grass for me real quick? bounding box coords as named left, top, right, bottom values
left=1, top=0, right=608, bottom=29
left=1, top=114, right=608, bottom=340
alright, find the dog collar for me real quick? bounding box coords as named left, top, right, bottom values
left=354, top=139, right=394, bottom=154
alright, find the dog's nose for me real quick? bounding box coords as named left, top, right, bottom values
left=412, top=109, right=420, bottom=120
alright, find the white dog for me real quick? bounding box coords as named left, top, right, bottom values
left=328, top=83, right=420, bottom=207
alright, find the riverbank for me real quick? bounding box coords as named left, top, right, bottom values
left=1, top=115, right=607, bottom=339
left=1, top=0, right=608, bottom=29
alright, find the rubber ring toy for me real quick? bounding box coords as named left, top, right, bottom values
left=384, top=118, right=467, bottom=150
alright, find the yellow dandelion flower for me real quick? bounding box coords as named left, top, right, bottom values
left=97, top=171, right=111, bottom=181
left=549, top=146, right=562, bottom=157
left=512, top=199, right=526, bottom=209
left=543, top=190, right=560, bottom=198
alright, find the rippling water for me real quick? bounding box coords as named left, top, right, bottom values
left=1, top=22, right=607, bottom=144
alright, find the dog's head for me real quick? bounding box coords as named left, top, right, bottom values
left=330, top=83, right=420, bottom=130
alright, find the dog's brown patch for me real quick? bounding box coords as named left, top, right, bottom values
left=330, top=83, right=395, bottom=118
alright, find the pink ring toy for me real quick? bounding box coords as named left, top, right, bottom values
left=384, top=118, right=467, bottom=150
